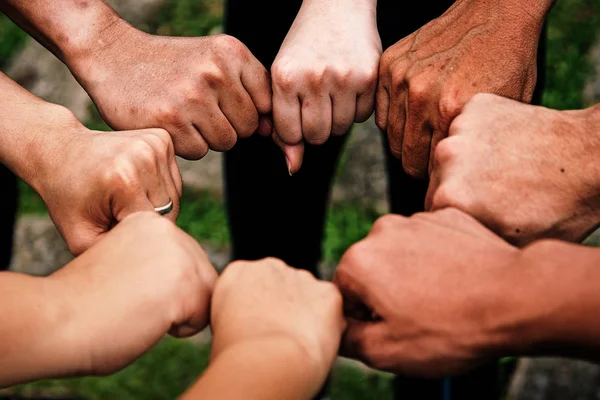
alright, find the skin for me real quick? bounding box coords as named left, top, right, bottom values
left=333, top=209, right=600, bottom=378
left=1, top=0, right=272, bottom=161
left=0, top=212, right=217, bottom=387
left=376, top=0, right=555, bottom=178
left=426, top=93, right=600, bottom=246
left=271, top=0, right=381, bottom=173
left=0, top=73, right=182, bottom=255
left=181, top=258, right=346, bottom=400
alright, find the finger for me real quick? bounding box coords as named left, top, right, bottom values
left=193, top=104, right=238, bottom=152
left=424, top=164, right=441, bottom=211
left=218, top=83, right=260, bottom=139
left=166, top=123, right=210, bottom=161
left=272, top=85, right=303, bottom=146
left=355, top=86, right=376, bottom=124
left=375, top=82, right=390, bottom=131
left=257, top=115, right=273, bottom=137
left=301, top=93, right=332, bottom=145
left=273, top=130, right=304, bottom=175
left=332, top=93, right=356, bottom=136
left=402, top=88, right=433, bottom=179
left=241, top=58, right=272, bottom=116
left=340, top=319, right=389, bottom=367
left=428, top=128, right=446, bottom=177
left=387, top=88, right=406, bottom=160
left=142, top=129, right=182, bottom=221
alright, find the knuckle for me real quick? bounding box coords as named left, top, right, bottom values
left=131, top=139, right=158, bottom=165
left=215, top=34, right=246, bottom=55
left=271, top=64, right=298, bottom=93
left=371, top=214, right=404, bottom=234
left=433, top=137, right=460, bottom=165
left=407, top=76, right=430, bottom=104
left=157, top=103, right=183, bottom=127
left=201, top=65, right=226, bottom=88
left=438, top=95, right=462, bottom=130
left=306, top=69, right=326, bottom=91
left=102, top=155, right=140, bottom=190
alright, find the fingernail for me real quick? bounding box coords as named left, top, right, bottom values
left=286, top=157, right=293, bottom=176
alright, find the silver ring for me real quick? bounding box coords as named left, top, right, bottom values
left=154, top=199, right=173, bottom=216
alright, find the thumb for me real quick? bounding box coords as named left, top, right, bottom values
left=273, top=130, right=304, bottom=175
left=341, top=319, right=389, bottom=368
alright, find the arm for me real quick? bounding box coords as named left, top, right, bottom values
left=0, top=0, right=272, bottom=161
left=0, top=0, right=123, bottom=63
left=333, top=209, right=600, bottom=377
left=376, top=0, right=556, bottom=178
left=427, top=94, right=600, bottom=245
left=180, top=258, right=345, bottom=400
left=0, top=72, right=182, bottom=255
left=501, top=240, right=600, bottom=361
left=270, top=0, right=380, bottom=172
left=181, top=336, right=325, bottom=400
left=0, top=272, right=81, bottom=386
left=0, top=212, right=216, bottom=387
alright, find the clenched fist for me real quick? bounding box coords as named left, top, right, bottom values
left=376, top=0, right=553, bottom=178
left=50, top=212, right=217, bottom=377
left=68, top=22, right=272, bottom=160
left=427, top=94, right=600, bottom=246
left=30, top=108, right=182, bottom=255
left=271, top=0, right=381, bottom=173
left=334, top=209, right=521, bottom=377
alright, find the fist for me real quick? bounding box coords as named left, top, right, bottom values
left=211, top=258, right=345, bottom=376
left=270, top=0, right=381, bottom=172
left=52, top=211, right=217, bottom=375
left=334, top=209, right=521, bottom=377
left=376, top=0, right=543, bottom=178
left=32, top=108, right=182, bottom=255
left=69, top=25, right=272, bottom=160
left=427, top=93, right=600, bottom=246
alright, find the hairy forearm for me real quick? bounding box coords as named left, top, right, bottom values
left=181, top=336, right=328, bottom=400
left=0, top=272, right=79, bottom=387
left=0, top=0, right=127, bottom=63
left=491, top=240, right=600, bottom=361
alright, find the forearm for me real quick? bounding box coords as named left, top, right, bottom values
left=181, top=335, right=329, bottom=400
left=0, top=272, right=80, bottom=387
left=0, top=73, right=82, bottom=191
left=491, top=240, right=600, bottom=361
left=0, top=0, right=128, bottom=64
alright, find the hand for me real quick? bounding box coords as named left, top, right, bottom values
left=427, top=94, right=600, bottom=246
left=68, top=23, right=272, bottom=160
left=50, top=212, right=217, bottom=376
left=376, top=0, right=551, bottom=178
left=210, top=258, right=346, bottom=377
left=333, top=209, right=522, bottom=377
left=271, top=0, right=381, bottom=173
left=28, top=106, right=182, bottom=255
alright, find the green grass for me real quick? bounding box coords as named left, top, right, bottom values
left=0, top=14, right=28, bottom=69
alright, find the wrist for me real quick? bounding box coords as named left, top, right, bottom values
left=484, top=240, right=600, bottom=359
left=16, top=105, right=88, bottom=197
left=63, top=14, right=137, bottom=78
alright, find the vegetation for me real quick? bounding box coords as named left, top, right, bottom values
left=3, top=0, right=600, bottom=398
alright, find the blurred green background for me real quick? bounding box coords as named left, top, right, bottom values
left=2, top=0, right=600, bottom=398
